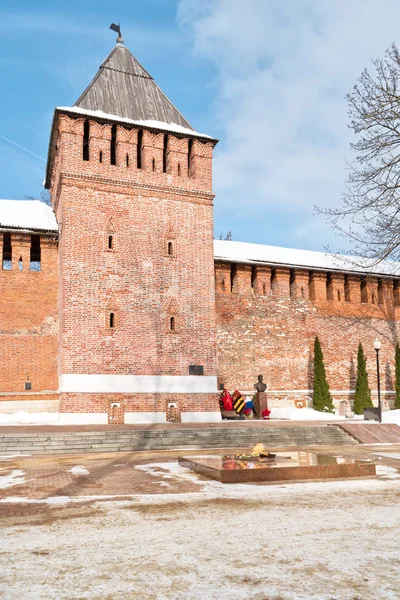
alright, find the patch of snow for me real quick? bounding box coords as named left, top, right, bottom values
left=214, top=239, right=400, bottom=276
left=0, top=454, right=31, bottom=460
left=375, top=453, right=400, bottom=460
left=68, top=466, right=89, bottom=476
left=0, top=469, right=25, bottom=489
left=57, top=106, right=214, bottom=140
left=0, top=411, right=59, bottom=426
left=375, top=465, right=400, bottom=479
left=381, top=409, right=400, bottom=425
left=0, top=200, right=58, bottom=233
left=270, top=407, right=343, bottom=421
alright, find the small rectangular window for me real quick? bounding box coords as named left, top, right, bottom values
left=30, top=235, right=41, bottom=271
left=2, top=232, right=12, bottom=270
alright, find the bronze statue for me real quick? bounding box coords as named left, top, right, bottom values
left=254, top=374, right=267, bottom=393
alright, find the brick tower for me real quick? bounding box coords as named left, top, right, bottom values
left=45, top=34, right=220, bottom=424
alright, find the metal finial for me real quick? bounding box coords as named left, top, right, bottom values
left=109, top=22, right=124, bottom=45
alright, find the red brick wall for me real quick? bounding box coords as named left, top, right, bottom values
left=49, top=114, right=219, bottom=415
left=0, top=233, right=58, bottom=396
left=216, top=262, right=400, bottom=407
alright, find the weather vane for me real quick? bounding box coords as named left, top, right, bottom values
left=110, top=23, right=124, bottom=45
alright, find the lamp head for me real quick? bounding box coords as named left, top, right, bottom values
left=373, top=338, right=381, bottom=351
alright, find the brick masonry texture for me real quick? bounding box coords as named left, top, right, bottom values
left=215, top=262, right=400, bottom=407
left=3, top=112, right=400, bottom=418
left=50, top=115, right=219, bottom=416
left=0, top=233, right=58, bottom=394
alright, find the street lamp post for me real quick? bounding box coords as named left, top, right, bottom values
left=373, top=339, right=382, bottom=423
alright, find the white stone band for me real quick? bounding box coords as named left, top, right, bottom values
left=60, top=374, right=218, bottom=394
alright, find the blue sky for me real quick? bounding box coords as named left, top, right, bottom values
left=2, top=0, right=400, bottom=251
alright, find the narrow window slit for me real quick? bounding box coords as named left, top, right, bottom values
left=30, top=235, right=41, bottom=271
left=163, top=134, right=168, bottom=173
left=109, top=313, right=115, bottom=329
left=170, top=316, right=175, bottom=331
left=108, top=235, right=113, bottom=250
left=126, top=153, right=129, bottom=167
left=152, top=158, right=155, bottom=172
left=83, top=120, right=90, bottom=161
left=230, top=263, right=237, bottom=292
left=251, top=265, right=256, bottom=293
left=2, top=233, right=12, bottom=270
left=110, top=125, right=117, bottom=165
left=188, top=139, right=193, bottom=177
left=137, top=130, right=143, bottom=169
left=168, top=241, right=173, bottom=256
left=99, top=150, right=103, bottom=163
left=177, top=163, right=181, bottom=176
left=18, top=256, right=23, bottom=271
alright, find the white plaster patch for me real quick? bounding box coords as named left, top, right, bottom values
left=181, top=411, right=222, bottom=423
left=59, top=374, right=218, bottom=394
left=124, top=412, right=166, bottom=424
left=57, top=413, right=108, bottom=425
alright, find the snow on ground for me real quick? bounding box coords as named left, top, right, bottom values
left=270, top=407, right=343, bottom=420
left=0, top=462, right=399, bottom=600
left=382, top=409, right=400, bottom=424
left=0, top=469, right=25, bottom=489
left=68, top=466, right=90, bottom=476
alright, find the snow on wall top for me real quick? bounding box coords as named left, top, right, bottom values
left=0, top=200, right=58, bottom=233
left=56, top=106, right=216, bottom=141
left=214, top=240, right=400, bottom=277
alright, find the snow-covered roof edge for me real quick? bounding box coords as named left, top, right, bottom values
left=0, top=200, right=58, bottom=233
left=214, top=240, right=400, bottom=278
left=56, top=106, right=216, bottom=141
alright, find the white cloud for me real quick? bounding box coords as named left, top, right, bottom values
left=178, top=0, right=400, bottom=250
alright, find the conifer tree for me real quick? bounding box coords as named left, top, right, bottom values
left=353, top=343, right=373, bottom=414
left=395, top=343, right=400, bottom=410
left=312, top=336, right=334, bottom=413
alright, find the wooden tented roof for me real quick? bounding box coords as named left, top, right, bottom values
left=74, top=44, right=193, bottom=129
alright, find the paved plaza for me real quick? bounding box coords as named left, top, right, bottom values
left=1, top=444, right=400, bottom=599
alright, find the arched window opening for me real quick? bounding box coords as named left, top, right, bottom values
left=137, top=129, right=143, bottom=169
left=99, top=150, right=103, bottom=163
left=108, top=235, right=113, bottom=250
left=188, top=139, right=194, bottom=177
left=177, top=163, right=181, bottom=176
left=2, top=232, right=12, bottom=270
left=168, top=241, right=173, bottom=256
left=163, top=134, right=168, bottom=173
left=126, top=153, right=129, bottom=167
left=30, top=235, right=41, bottom=271
left=110, top=125, right=117, bottom=165
left=109, top=312, right=115, bottom=329
left=83, top=119, right=90, bottom=161
left=18, top=256, right=23, bottom=271
left=152, top=158, right=156, bottom=172
left=170, top=316, right=175, bottom=332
